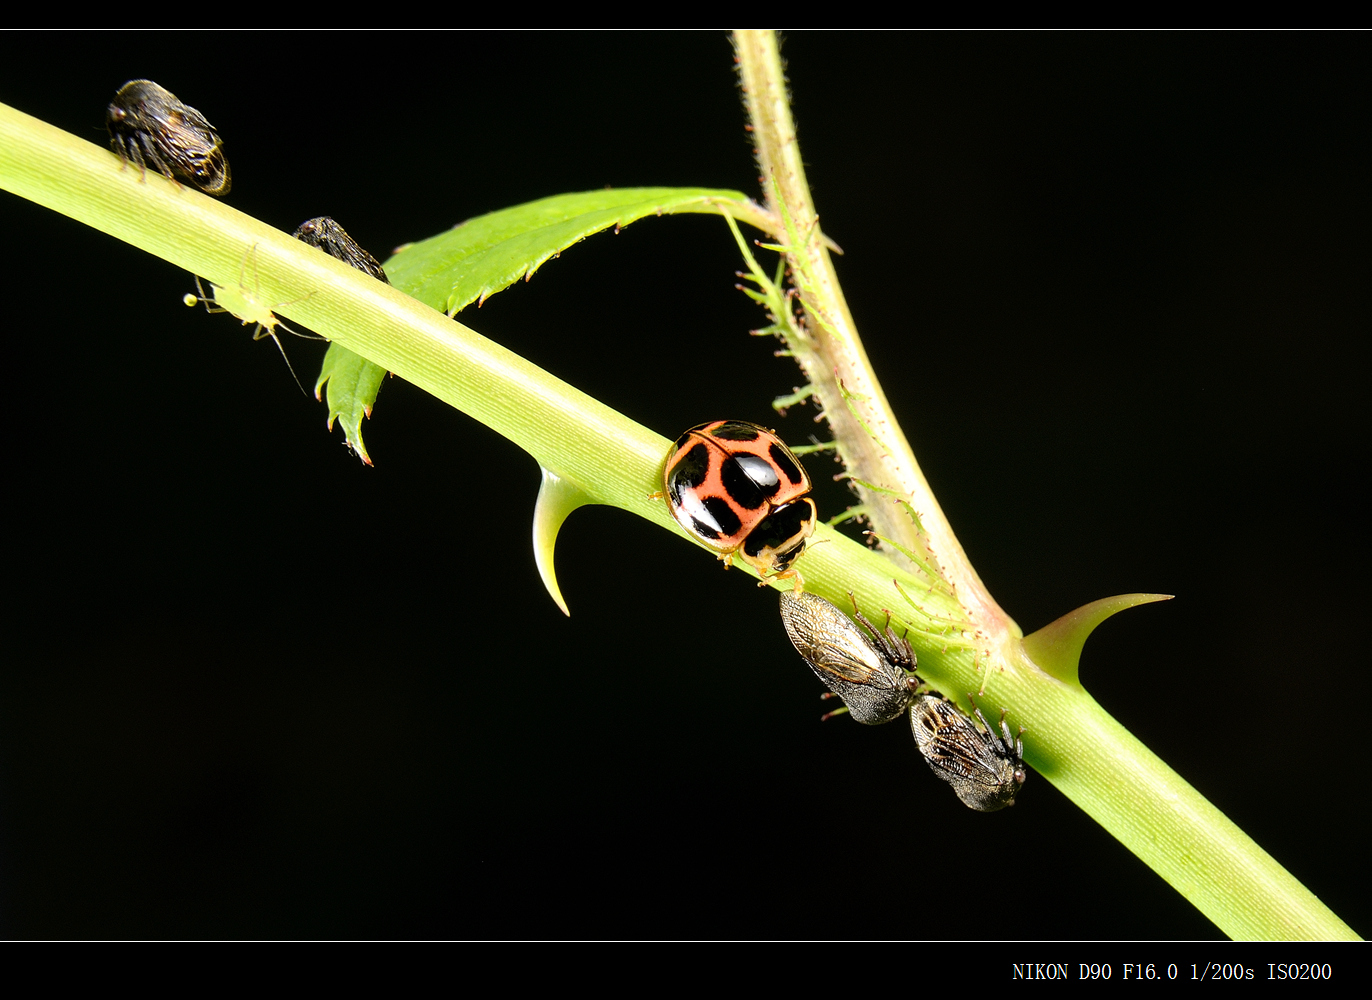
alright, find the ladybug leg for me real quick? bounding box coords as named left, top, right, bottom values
left=757, top=568, right=805, bottom=593
left=647, top=489, right=665, bottom=501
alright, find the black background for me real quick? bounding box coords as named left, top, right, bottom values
left=1, top=32, right=1366, bottom=940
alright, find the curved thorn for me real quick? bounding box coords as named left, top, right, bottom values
left=1021, top=593, right=1174, bottom=686
left=532, top=467, right=598, bottom=617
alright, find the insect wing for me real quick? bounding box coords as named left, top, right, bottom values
left=913, top=699, right=996, bottom=777
left=780, top=591, right=917, bottom=725
left=779, top=591, right=887, bottom=685
left=158, top=112, right=230, bottom=195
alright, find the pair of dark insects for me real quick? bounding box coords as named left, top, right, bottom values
left=780, top=591, right=1027, bottom=812
left=107, top=81, right=390, bottom=390
left=104, top=80, right=388, bottom=289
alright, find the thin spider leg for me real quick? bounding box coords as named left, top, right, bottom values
left=254, top=328, right=311, bottom=398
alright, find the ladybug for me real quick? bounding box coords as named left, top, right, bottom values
left=662, top=420, right=817, bottom=590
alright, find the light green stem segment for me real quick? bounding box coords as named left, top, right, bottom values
left=1051, top=693, right=1342, bottom=939
left=0, top=99, right=1357, bottom=940
left=1017, top=622, right=1341, bottom=941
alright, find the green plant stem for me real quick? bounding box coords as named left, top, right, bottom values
left=733, top=31, right=1009, bottom=633
left=0, top=98, right=1356, bottom=940
left=730, top=32, right=1355, bottom=941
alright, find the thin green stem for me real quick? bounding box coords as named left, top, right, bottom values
left=732, top=30, right=1009, bottom=627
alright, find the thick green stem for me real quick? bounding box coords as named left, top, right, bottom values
left=0, top=97, right=1356, bottom=940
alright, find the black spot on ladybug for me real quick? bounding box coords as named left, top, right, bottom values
left=721, top=453, right=781, bottom=510
left=771, top=544, right=803, bottom=572
left=700, top=495, right=742, bottom=537
left=768, top=443, right=804, bottom=487
left=669, top=444, right=711, bottom=493
left=710, top=421, right=762, bottom=442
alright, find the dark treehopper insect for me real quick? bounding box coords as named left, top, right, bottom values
left=910, top=693, right=1026, bottom=812
left=778, top=591, right=920, bottom=724
left=292, top=216, right=391, bottom=434
left=183, top=244, right=321, bottom=395
left=106, top=79, right=231, bottom=196
left=292, top=217, right=390, bottom=284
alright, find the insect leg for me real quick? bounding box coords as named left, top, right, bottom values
left=1000, top=710, right=1026, bottom=759
left=966, top=695, right=995, bottom=737
left=136, top=132, right=175, bottom=186
left=112, top=134, right=130, bottom=173
left=847, top=593, right=885, bottom=649
left=121, top=134, right=147, bottom=180
left=819, top=691, right=851, bottom=722
left=239, top=244, right=257, bottom=294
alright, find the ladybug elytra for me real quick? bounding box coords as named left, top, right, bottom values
left=662, top=420, right=817, bottom=590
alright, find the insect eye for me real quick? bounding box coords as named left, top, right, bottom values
left=108, top=105, right=125, bottom=121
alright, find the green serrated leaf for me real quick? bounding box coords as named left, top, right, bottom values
left=315, top=343, right=388, bottom=465
left=384, top=187, right=755, bottom=316
left=314, top=187, right=774, bottom=464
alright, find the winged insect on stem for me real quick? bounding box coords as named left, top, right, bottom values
left=106, top=80, right=230, bottom=195
left=910, top=693, right=1027, bottom=812
left=292, top=217, right=389, bottom=284
left=778, top=590, right=919, bottom=724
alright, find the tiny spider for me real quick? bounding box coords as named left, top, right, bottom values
left=183, top=244, right=320, bottom=394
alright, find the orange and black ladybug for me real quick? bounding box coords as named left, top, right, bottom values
left=662, top=420, right=817, bottom=591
